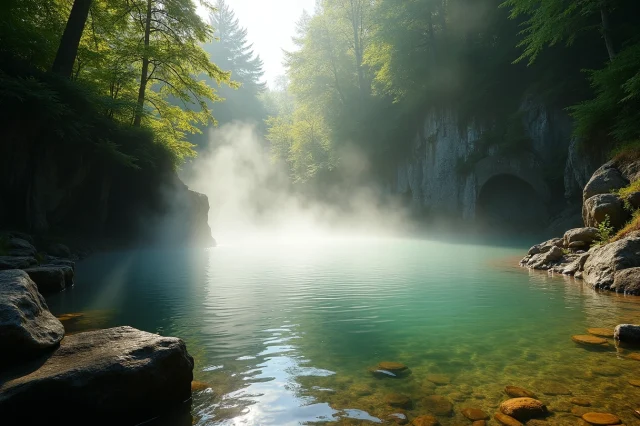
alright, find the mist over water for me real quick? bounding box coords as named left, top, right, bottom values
left=184, top=122, right=411, bottom=245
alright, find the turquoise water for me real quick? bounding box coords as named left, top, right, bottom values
left=45, top=237, right=640, bottom=425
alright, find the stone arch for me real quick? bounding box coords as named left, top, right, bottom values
left=474, top=154, right=550, bottom=232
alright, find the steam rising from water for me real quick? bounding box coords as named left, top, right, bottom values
left=184, top=122, right=410, bottom=244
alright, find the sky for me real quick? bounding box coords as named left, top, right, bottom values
left=213, top=0, right=316, bottom=86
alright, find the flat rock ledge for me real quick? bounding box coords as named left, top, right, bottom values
left=0, top=326, right=194, bottom=425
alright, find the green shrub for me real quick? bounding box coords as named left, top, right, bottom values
left=594, top=215, right=614, bottom=246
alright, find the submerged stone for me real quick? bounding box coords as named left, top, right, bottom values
left=385, top=393, right=412, bottom=409
left=628, top=353, right=640, bottom=361
left=423, top=395, right=453, bottom=416
left=587, top=328, right=614, bottom=338
left=370, top=368, right=401, bottom=378
left=629, top=379, right=640, bottom=387
left=377, top=361, right=408, bottom=372
left=411, top=415, right=439, bottom=426
left=461, top=407, right=489, bottom=421
left=505, top=385, right=536, bottom=398
left=472, top=421, right=486, bottom=426
left=572, top=335, right=609, bottom=347
left=581, top=412, right=621, bottom=425
left=426, top=374, right=451, bottom=385
left=494, top=412, right=523, bottom=426
left=570, top=398, right=592, bottom=407
left=191, top=381, right=210, bottom=392
left=387, top=412, right=408, bottom=425
left=499, top=397, right=547, bottom=420
left=535, top=381, right=572, bottom=396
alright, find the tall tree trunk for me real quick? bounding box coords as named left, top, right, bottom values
left=51, top=0, right=92, bottom=78
left=133, top=0, right=153, bottom=127
left=600, top=4, right=616, bottom=61
left=349, top=0, right=366, bottom=104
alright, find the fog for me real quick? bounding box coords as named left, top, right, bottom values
left=184, top=122, right=411, bottom=245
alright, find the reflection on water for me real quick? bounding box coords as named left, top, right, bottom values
left=45, top=238, right=640, bottom=425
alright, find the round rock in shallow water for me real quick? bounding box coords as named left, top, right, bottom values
left=499, top=397, right=547, bottom=420
left=191, top=381, right=210, bottom=392
left=385, top=393, right=412, bottom=409
left=570, top=397, right=591, bottom=407
left=461, top=407, right=489, bottom=421
left=423, top=395, right=453, bottom=416
left=628, top=379, right=640, bottom=387
left=572, top=335, right=609, bottom=347
left=411, top=415, right=439, bottom=426
left=377, top=361, right=407, bottom=372
left=426, top=374, right=450, bottom=385
left=588, top=328, right=614, bottom=338
left=581, top=412, right=621, bottom=425
left=505, top=385, right=536, bottom=398
left=626, top=353, right=640, bottom=361
left=472, top=421, right=486, bottom=426
left=386, top=412, right=408, bottom=425
left=494, top=412, right=523, bottom=426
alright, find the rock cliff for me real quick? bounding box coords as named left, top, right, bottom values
left=391, top=97, right=601, bottom=231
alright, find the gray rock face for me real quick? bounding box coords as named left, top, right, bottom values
left=626, top=191, right=640, bottom=210
left=611, top=267, right=640, bottom=295
left=0, top=256, right=37, bottom=270
left=561, top=252, right=590, bottom=276
left=614, top=324, right=640, bottom=344
left=582, top=163, right=628, bottom=202
left=583, top=233, right=640, bottom=291
left=23, top=265, right=74, bottom=293
left=583, top=193, right=629, bottom=229
left=0, top=270, right=64, bottom=359
left=0, top=326, right=194, bottom=424
left=563, top=227, right=599, bottom=246
left=7, top=237, right=37, bottom=257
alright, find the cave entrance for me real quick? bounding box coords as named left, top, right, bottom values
left=476, top=174, right=547, bottom=234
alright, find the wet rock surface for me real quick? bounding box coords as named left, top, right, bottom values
left=0, top=326, right=194, bottom=424
left=614, top=324, right=640, bottom=344
left=499, top=398, right=547, bottom=420
left=0, top=269, right=64, bottom=360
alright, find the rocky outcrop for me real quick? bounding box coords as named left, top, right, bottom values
left=0, top=326, right=194, bottom=424
left=24, top=265, right=74, bottom=293
left=0, top=270, right=64, bottom=360
left=0, top=256, right=37, bottom=270
left=521, top=158, right=640, bottom=295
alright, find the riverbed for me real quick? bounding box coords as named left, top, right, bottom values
left=46, top=237, right=640, bottom=425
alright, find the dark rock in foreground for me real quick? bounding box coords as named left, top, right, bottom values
left=0, top=255, right=37, bottom=270
left=614, top=324, right=640, bottom=344
left=0, top=270, right=64, bottom=360
left=23, top=265, right=74, bottom=293
left=0, top=326, right=194, bottom=425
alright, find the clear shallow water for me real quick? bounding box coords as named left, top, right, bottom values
left=46, top=237, right=640, bottom=425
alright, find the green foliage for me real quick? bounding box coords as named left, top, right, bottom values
left=595, top=214, right=615, bottom=246
left=613, top=209, right=640, bottom=241
left=571, top=43, right=640, bottom=143
left=0, top=0, right=234, bottom=170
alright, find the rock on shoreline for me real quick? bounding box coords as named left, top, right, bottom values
left=0, top=326, right=194, bottom=424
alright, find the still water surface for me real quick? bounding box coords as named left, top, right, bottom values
left=46, top=237, right=640, bottom=425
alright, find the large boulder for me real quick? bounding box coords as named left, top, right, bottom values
left=614, top=324, right=640, bottom=344
left=23, top=265, right=74, bottom=293
left=563, top=227, right=599, bottom=247
left=46, top=243, right=71, bottom=258
left=583, top=163, right=628, bottom=202
left=0, top=256, right=37, bottom=270
left=7, top=237, right=37, bottom=257
left=0, top=326, right=194, bottom=424
left=610, top=267, right=640, bottom=294
left=583, top=233, right=640, bottom=291
left=583, top=193, right=629, bottom=230
left=0, top=270, right=64, bottom=360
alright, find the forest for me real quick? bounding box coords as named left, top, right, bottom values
left=1, top=0, right=640, bottom=234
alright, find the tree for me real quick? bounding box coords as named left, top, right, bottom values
left=52, top=0, right=92, bottom=78
left=501, top=0, right=617, bottom=63
left=198, top=0, right=266, bottom=127
left=128, top=0, right=229, bottom=128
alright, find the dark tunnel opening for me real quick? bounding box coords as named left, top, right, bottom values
left=476, top=174, right=547, bottom=234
